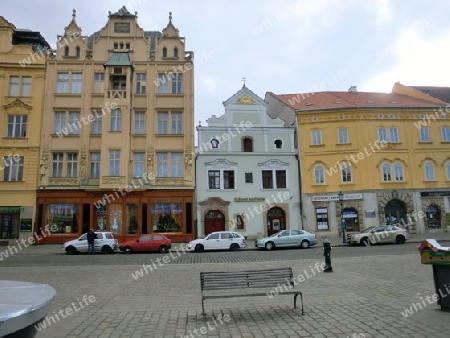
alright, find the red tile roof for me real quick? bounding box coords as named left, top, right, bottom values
left=267, top=91, right=444, bottom=111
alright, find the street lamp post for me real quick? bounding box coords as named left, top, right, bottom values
left=338, top=191, right=347, bottom=244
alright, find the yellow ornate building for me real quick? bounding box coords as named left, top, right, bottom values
left=266, top=85, right=450, bottom=236
left=38, top=7, right=195, bottom=243
left=0, top=16, right=50, bottom=243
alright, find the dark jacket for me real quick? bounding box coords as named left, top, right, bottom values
left=87, top=230, right=96, bottom=243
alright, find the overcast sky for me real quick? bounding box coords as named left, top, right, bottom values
left=3, top=0, right=450, bottom=127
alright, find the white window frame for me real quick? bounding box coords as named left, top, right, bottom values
left=133, top=153, right=145, bottom=178
left=311, top=130, right=322, bottom=145
left=157, top=73, right=169, bottom=94
left=3, top=156, right=24, bottom=181
left=136, top=73, right=146, bottom=94
left=109, top=150, right=121, bottom=176
left=314, top=165, right=325, bottom=184
left=424, top=162, right=435, bottom=181
left=90, top=153, right=101, bottom=178
left=110, top=109, right=122, bottom=132
left=67, top=153, right=78, bottom=177
left=419, top=127, right=430, bottom=142
left=134, top=112, right=145, bottom=135
left=207, top=169, right=235, bottom=190
left=7, top=115, right=27, bottom=138
left=338, top=128, right=349, bottom=144
left=394, top=163, right=404, bottom=181
left=157, top=153, right=168, bottom=177
left=341, top=163, right=352, bottom=183
left=93, top=73, right=105, bottom=94
left=442, top=127, right=450, bottom=142
left=157, top=112, right=168, bottom=134
left=52, top=153, right=64, bottom=177
left=8, top=76, right=31, bottom=97
left=382, top=163, right=392, bottom=182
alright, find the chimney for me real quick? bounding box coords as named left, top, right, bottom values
left=348, top=86, right=357, bottom=93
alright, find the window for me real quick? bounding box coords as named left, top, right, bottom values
left=133, top=153, right=145, bottom=177
left=162, top=47, right=167, bottom=57
left=67, top=153, right=78, bottom=177
left=171, top=112, right=183, bottom=134
left=109, top=150, right=120, bottom=176
left=316, top=207, right=329, bottom=230
left=110, top=109, right=122, bottom=132
left=3, top=156, right=23, bottom=181
left=54, top=112, right=66, bottom=134
left=314, top=165, right=324, bottom=184
left=134, top=112, right=145, bottom=134
left=243, top=137, right=253, bottom=152
left=211, top=138, right=219, bottom=148
left=262, top=170, right=287, bottom=189
left=311, top=130, right=322, bottom=145
left=90, top=153, right=101, bottom=178
left=157, top=153, right=168, bottom=177
left=71, top=73, right=82, bottom=93
left=236, top=215, right=244, bottom=230
left=93, top=73, right=105, bottom=93
left=64, top=46, right=69, bottom=56
left=52, top=153, right=63, bottom=177
left=7, top=115, right=27, bottom=138
left=9, top=76, right=31, bottom=97
left=446, top=162, right=450, bottom=180
left=208, top=170, right=220, bottom=189
left=157, top=112, right=168, bottom=134
left=171, top=153, right=183, bottom=177
left=76, top=46, right=80, bottom=57
left=157, top=73, right=169, bottom=94
left=394, top=163, right=404, bottom=181
left=338, top=128, right=349, bottom=144
left=341, top=163, right=352, bottom=182
left=91, top=113, right=102, bottom=135
left=136, top=73, right=146, bottom=94
left=172, top=74, right=183, bottom=94
left=378, top=127, right=399, bottom=143
left=68, top=112, right=80, bottom=135
left=382, top=163, right=391, bottom=181
left=419, top=127, right=430, bottom=142
left=224, top=170, right=235, bottom=189
left=245, top=172, right=253, bottom=183
left=424, top=162, right=435, bottom=180
left=56, top=73, right=69, bottom=93
left=174, top=48, right=178, bottom=57
left=442, top=127, right=450, bottom=142
left=274, top=139, right=282, bottom=149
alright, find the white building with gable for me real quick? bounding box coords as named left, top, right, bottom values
left=195, top=85, right=302, bottom=240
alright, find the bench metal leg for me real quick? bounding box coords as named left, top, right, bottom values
left=294, top=292, right=304, bottom=315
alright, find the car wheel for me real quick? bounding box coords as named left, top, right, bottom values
left=159, top=245, right=169, bottom=253
left=396, top=235, right=406, bottom=244
left=66, top=246, right=77, bottom=255
left=229, top=243, right=239, bottom=251
left=360, top=237, right=370, bottom=246
left=265, top=242, right=275, bottom=251
left=101, top=245, right=112, bottom=254
left=300, top=240, right=310, bottom=249
left=124, top=246, right=133, bottom=254
left=194, top=244, right=204, bottom=252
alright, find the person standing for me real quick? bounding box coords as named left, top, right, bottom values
left=87, top=229, right=96, bottom=254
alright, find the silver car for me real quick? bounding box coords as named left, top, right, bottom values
left=255, top=229, right=318, bottom=250
left=62, top=231, right=118, bottom=254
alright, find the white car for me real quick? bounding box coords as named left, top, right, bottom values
left=63, top=231, right=118, bottom=254
left=347, top=225, right=409, bottom=246
left=187, top=231, right=247, bottom=252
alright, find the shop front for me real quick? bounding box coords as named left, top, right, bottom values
left=36, top=190, right=194, bottom=244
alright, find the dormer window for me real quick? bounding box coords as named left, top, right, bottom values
left=64, top=46, right=69, bottom=56
left=274, top=139, right=282, bottom=149
left=211, top=138, right=219, bottom=148
left=174, top=48, right=178, bottom=57
left=163, top=47, right=167, bottom=57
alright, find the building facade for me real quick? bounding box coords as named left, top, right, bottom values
left=196, top=85, right=301, bottom=240
left=266, top=86, right=450, bottom=237
left=0, top=16, right=50, bottom=243
left=38, top=7, right=195, bottom=243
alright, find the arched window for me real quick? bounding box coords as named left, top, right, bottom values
left=76, top=46, right=80, bottom=57
left=242, top=137, right=253, bottom=152
left=174, top=47, right=178, bottom=57
left=64, top=46, right=69, bottom=56
left=424, top=161, right=435, bottom=180
left=162, top=47, right=167, bottom=57
left=211, top=138, right=219, bottom=148
left=340, top=163, right=352, bottom=182
left=382, top=163, right=392, bottom=181
left=314, top=165, right=324, bottom=184
left=446, top=162, right=450, bottom=180
left=274, top=139, right=282, bottom=149
left=393, top=163, right=404, bottom=181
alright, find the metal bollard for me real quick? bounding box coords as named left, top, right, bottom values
left=323, top=240, right=333, bottom=272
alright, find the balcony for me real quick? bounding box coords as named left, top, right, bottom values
left=107, top=90, right=127, bottom=99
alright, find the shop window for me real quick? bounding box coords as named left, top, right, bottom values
left=109, top=204, right=122, bottom=234
left=46, top=204, right=78, bottom=234
left=0, top=212, right=20, bottom=239
left=316, top=207, right=329, bottom=230
left=151, top=203, right=182, bottom=232
left=126, top=204, right=138, bottom=234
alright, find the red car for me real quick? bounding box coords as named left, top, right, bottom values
left=119, top=234, right=171, bottom=254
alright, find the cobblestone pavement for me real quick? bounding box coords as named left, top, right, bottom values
left=3, top=248, right=450, bottom=337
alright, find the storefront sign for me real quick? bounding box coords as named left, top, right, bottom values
left=234, top=197, right=266, bottom=202
left=365, top=210, right=376, bottom=218
left=312, top=193, right=363, bottom=202
left=421, top=191, right=450, bottom=197
left=0, top=206, right=23, bottom=213
left=20, top=219, right=32, bottom=232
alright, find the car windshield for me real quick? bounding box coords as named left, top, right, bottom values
left=361, top=226, right=376, bottom=233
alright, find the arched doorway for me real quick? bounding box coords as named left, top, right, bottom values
left=384, top=199, right=407, bottom=226
left=426, top=204, right=441, bottom=229
left=204, top=210, right=225, bottom=235
left=267, top=207, right=286, bottom=236
left=342, top=208, right=359, bottom=232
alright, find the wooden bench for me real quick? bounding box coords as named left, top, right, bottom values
left=200, top=267, right=304, bottom=319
